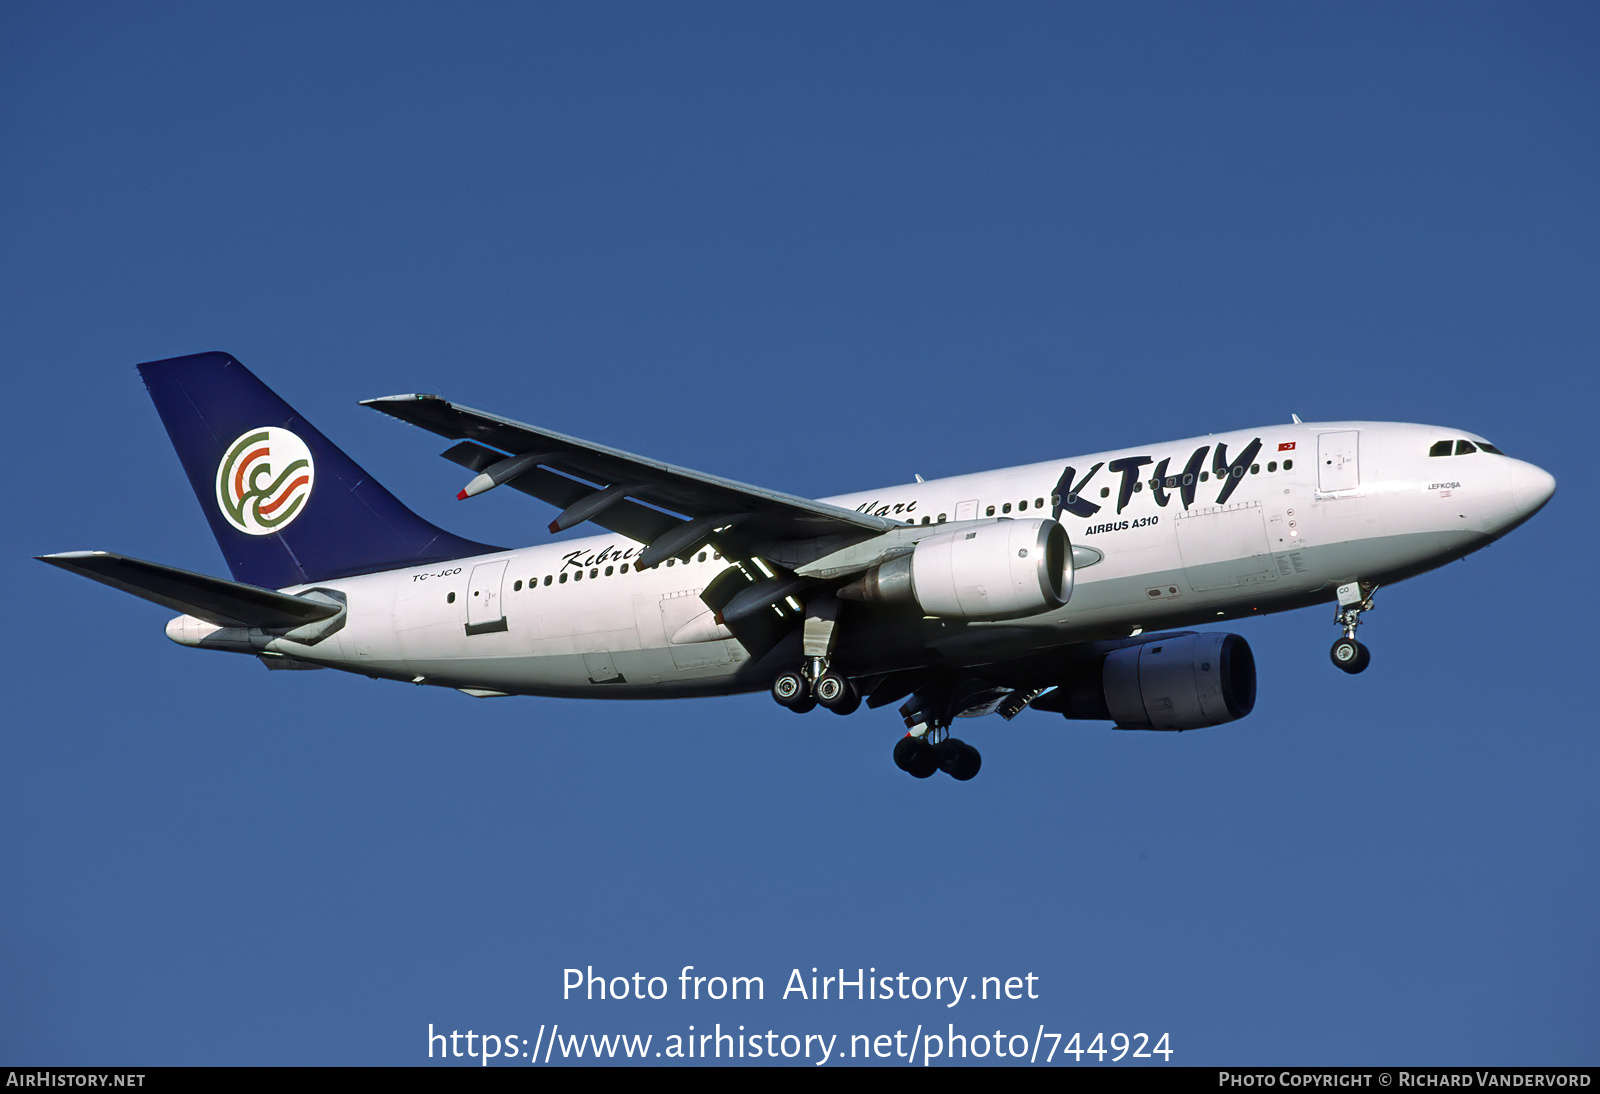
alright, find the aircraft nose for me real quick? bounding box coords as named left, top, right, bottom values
left=1510, top=460, right=1556, bottom=520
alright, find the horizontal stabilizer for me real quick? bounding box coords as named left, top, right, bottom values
left=37, top=551, right=344, bottom=629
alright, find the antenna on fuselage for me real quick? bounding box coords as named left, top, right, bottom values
left=1291, top=414, right=1303, bottom=424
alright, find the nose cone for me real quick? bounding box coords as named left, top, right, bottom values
left=1510, top=460, right=1557, bottom=521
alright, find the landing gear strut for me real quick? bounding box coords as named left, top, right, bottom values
left=1330, top=580, right=1377, bottom=674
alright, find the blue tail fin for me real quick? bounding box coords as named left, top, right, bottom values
left=140, top=352, right=500, bottom=589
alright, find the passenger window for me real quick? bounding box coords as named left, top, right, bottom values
left=1250, top=464, right=1259, bottom=474
left=559, top=573, right=567, bottom=584
left=1100, top=487, right=1111, bottom=498
left=605, top=566, right=614, bottom=576
left=1002, top=503, right=1012, bottom=514
left=937, top=514, right=947, bottom=523
left=1133, top=481, right=1143, bottom=492
left=574, top=570, right=582, bottom=581
left=922, top=515, right=931, bottom=525
left=698, top=552, right=707, bottom=562
left=986, top=505, right=995, bottom=516
left=1455, top=440, right=1477, bottom=455
left=1283, top=460, right=1293, bottom=470
left=590, top=568, right=598, bottom=579
left=1200, top=472, right=1209, bottom=482
left=666, top=559, right=674, bottom=567
left=620, top=564, right=629, bottom=573
left=1035, top=497, right=1044, bottom=508
left=1267, top=461, right=1276, bottom=473
left=544, top=575, right=552, bottom=586
left=514, top=580, right=522, bottom=591
left=447, top=592, right=455, bottom=604
left=1017, top=499, right=1027, bottom=511
left=1429, top=441, right=1453, bottom=457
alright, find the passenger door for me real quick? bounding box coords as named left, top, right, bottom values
left=464, top=559, right=509, bottom=635
left=1317, top=431, right=1360, bottom=492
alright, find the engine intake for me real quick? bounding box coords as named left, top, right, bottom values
left=837, top=518, right=1070, bottom=621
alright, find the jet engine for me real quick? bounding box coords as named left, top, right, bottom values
left=1034, top=631, right=1256, bottom=731
left=837, top=518, right=1070, bottom=621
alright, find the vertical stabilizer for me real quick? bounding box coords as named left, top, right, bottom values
left=139, top=352, right=500, bottom=589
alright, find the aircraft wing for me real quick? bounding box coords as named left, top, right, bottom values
left=362, top=394, right=902, bottom=562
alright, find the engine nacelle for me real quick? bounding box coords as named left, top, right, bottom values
left=1101, top=632, right=1256, bottom=730
left=838, top=518, right=1070, bottom=620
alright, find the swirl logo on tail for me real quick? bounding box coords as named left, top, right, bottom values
left=215, top=427, right=316, bottom=535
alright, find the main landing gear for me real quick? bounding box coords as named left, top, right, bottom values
left=770, top=654, right=982, bottom=780
left=772, top=662, right=987, bottom=781
left=768, top=592, right=982, bottom=780
left=893, top=733, right=981, bottom=781
left=770, top=593, right=862, bottom=714
left=770, top=665, right=860, bottom=715
left=1330, top=580, right=1378, bottom=675
left=893, top=691, right=982, bottom=780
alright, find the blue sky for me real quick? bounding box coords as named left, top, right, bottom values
left=3, top=2, right=1595, bottom=1066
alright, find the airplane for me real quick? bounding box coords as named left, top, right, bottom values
left=38, top=352, right=1556, bottom=781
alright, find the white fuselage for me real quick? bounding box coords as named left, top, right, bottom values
left=170, top=421, right=1554, bottom=699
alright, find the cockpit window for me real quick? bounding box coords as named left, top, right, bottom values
left=1430, top=438, right=1503, bottom=456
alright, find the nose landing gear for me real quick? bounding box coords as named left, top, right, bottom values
left=1330, top=580, right=1378, bottom=674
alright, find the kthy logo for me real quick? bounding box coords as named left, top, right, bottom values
left=215, top=427, right=315, bottom=535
